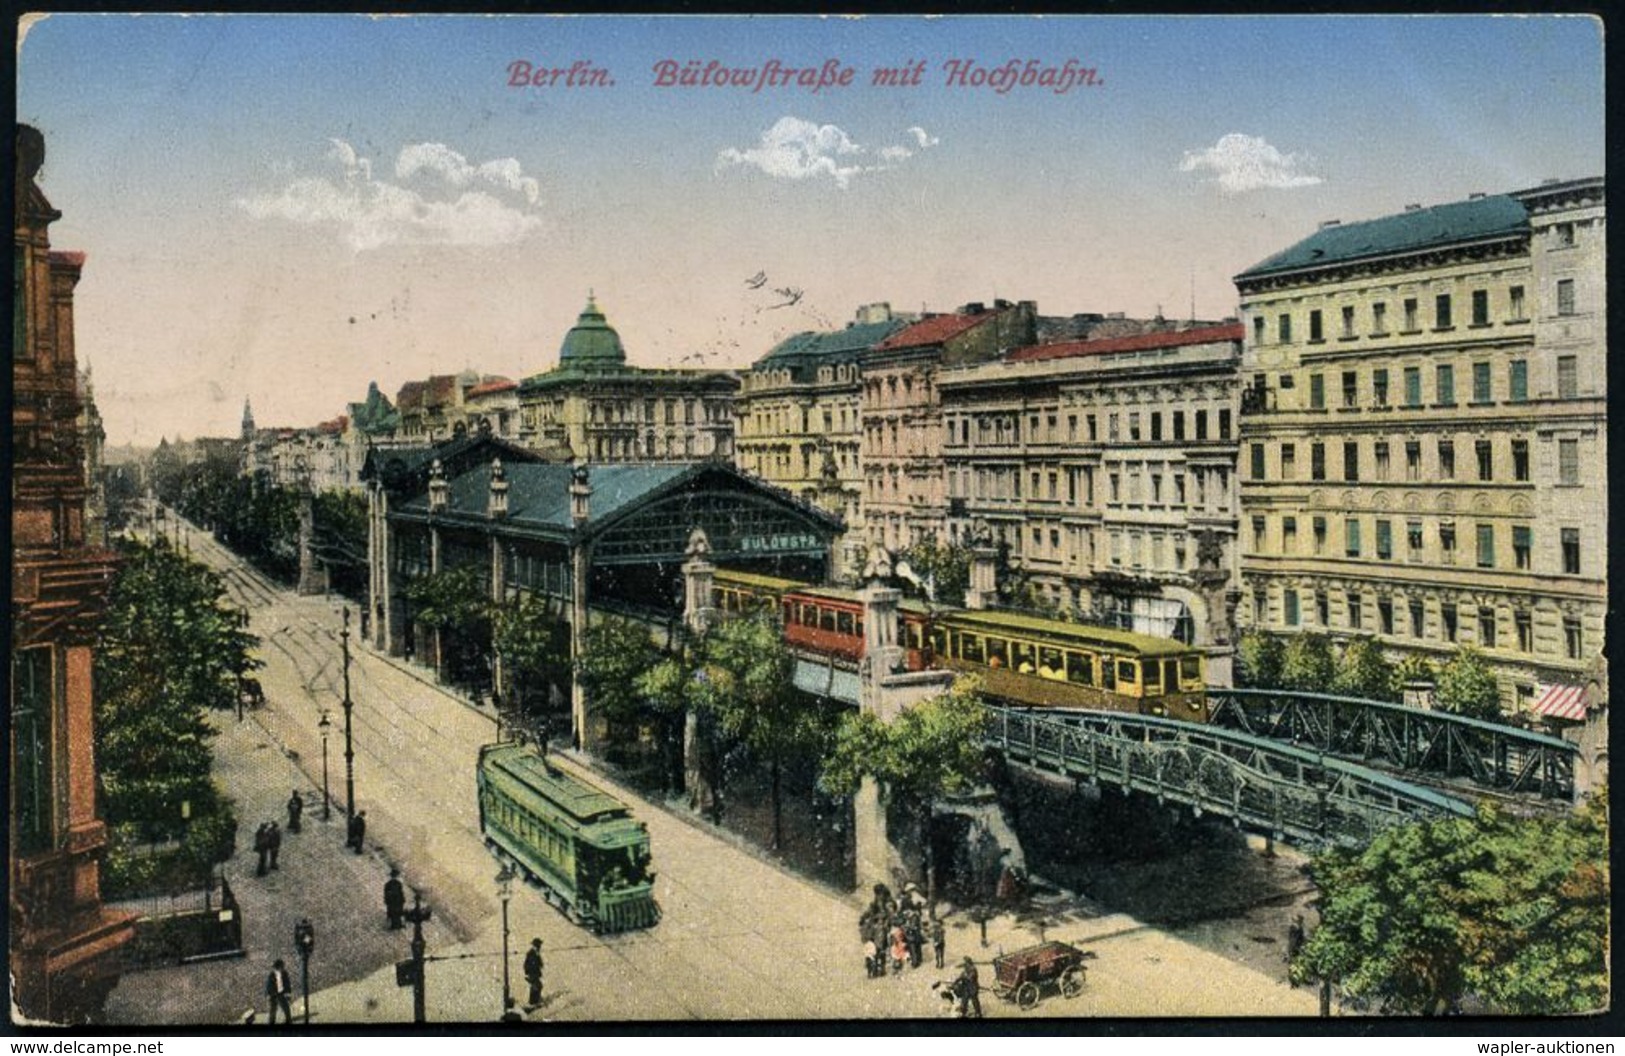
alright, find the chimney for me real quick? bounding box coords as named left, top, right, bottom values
left=427, top=458, right=449, bottom=513
left=962, top=302, right=986, bottom=315
left=993, top=298, right=1012, bottom=310
left=570, top=462, right=591, bottom=527
left=1404, top=203, right=1422, bottom=212
left=1467, top=192, right=1486, bottom=200
left=1319, top=219, right=1341, bottom=229
left=488, top=457, right=509, bottom=519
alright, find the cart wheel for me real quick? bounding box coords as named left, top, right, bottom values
left=1061, top=967, right=1086, bottom=997
left=1015, top=982, right=1040, bottom=1010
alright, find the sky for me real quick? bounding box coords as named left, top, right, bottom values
left=17, top=13, right=1606, bottom=446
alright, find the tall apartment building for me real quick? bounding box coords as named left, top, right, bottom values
left=515, top=294, right=737, bottom=463
left=735, top=304, right=908, bottom=576
left=11, top=124, right=135, bottom=1023
left=1234, top=179, right=1605, bottom=715
left=939, top=324, right=1244, bottom=679
left=861, top=300, right=1037, bottom=553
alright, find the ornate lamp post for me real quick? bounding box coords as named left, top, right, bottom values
left=293, top=918, right=315, bottom=1024
left=341, top=607, right=356, bottom=821
left=405, top=891, right=433, bottom=1024
left=318, top=711, right=332, bottom=821
left=495, top=866, right=516, bottom=1018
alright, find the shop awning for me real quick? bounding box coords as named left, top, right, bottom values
left=1532, top=682, right=1588, bottom=721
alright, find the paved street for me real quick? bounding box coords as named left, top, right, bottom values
left=107, top=518, right=1318, bottom=1023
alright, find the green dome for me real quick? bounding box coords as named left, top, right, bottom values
left=558, top=293, right=626, bottom=371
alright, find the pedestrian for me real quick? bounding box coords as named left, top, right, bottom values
left=931, top=915, right=946, bottom=970
left=522, top=938, right=544, bottom=1010
left=347, top=810, right=367, bottom=854
left=254, top=823, right=270, bottom=877
left=384, top=868, right=406, bottom=929
left=267, top=821, right=282, bottom=870
left=265, top=958, right=293, bottom=1025
left=863, top=936, right=877, bottom=979
left=286, top=790, right=303, bottom=834
left=956, top=956, right=983, bottom=1019
left=905, top=910, right=924, bottom=969
left=889, top=923, right=907, bottom=976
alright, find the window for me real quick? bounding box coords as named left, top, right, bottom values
left=1372, top=368, right=1389, bottom=406
left=1311, top=443, right=1326, bottom=481
left=1151, top=412, right=1162, bottom=442
left=1512, top=439, right=1529, bottom=481
left=1562, top=528, right=1580, bottom=574
left=1278, top=313, right=1292, bottom=343
left=1471, top=289, right=1489, bottom=327
left=1516, top=610, right=1532, bottom=652
left=1374, top=441, right=1390, bottom=480
left=1195, top=410, right=1208, bottom=440
left=1557, top=279, right=1576, bottom=316
left=12, top=648, right=53, bottom=854
left=1282, top=516, right=1297, bottom=552
left=1253, top=316, right=1265, bottom=346
left=1558, top=355, right=1578, bottom=399
left=1555, top=222, right=1575, bottom=247
left=1372, top=302, right=1388, bottom=334
left=1435, top=293, right=1453, bottom=329
left=1343, top=441, right=1359, bottom=481
left=1252, top=515, right=1267, bottom=548
left=1281, top=443, right=1296, bottom=479
left=1477, top=523, right=1495, bottom=568
left=1403, top=298, right=1418, bottom=331
left=1309, top=374, right=1325, bottom=409
left=1129, top=413, right=1141, bottom=441
left=1173, top=474, right=1184, bottom=503
left=1479, top=608, right=1496, bottom=648
left=1376, top=519, right=1393, bottom=560
left=1219, top=409, right=1231, bottom=439
left=1509, top=360, right=1528, bottom=402
left=1342, top=371, right=1358, bottom=408
left=1172, top=411, right=1184, bottom=441
left=1345, top=518, right=1362, bottom=558
left=1475, top=439, right=1493, bottom=481
left=1509, top=285, right=1526, bottom=319
left=1440, top=522, right=1457, bottom=563
left=1436, top=364, right=1455, bottom=405
left=1378, top=597, right=1394, bottom=635
left=1316, top=593, right=1329, bottom=627
left=1513, top=526, right=1531, bottom=570
left=1109, top=474, right=1120, bottom=503
left=1442, top=603, right=1458, bottom=642
left=1409, top=598, right=1425, bottom=638
left=1439, top=438, right=1455, bottom=479
left=1407, top=520, right=1424, bottom=555
left=1109, top=414, right=1120, bottom=442
left=1150, top=474, right=1162, bottom=503
left=1404, top=367, right=1421, bottom=407
left=1341, top=305, right=1355, bottom=338
left=1087, top=414, right=1098, bottom=441
left=1250, top=443, right=1266, bottom=479
left=1565, top=617, right=1582, bottom=659
left=1067, top=414, right=1077, bottom=441
left=1472, top=362, right=1491, bottom=403
left=1406, top=441, right=1421, bottom=481
left=1309, top=309, right=1323, bottom=342
left=1313, top=516, right=1327, bottom=555
left=1347, top=593, right=1363, bottom=630
left=1559, top=439, right=1579, bottom=485
left=1284, top=590, right=1300, bottom=627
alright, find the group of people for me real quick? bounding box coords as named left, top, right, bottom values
left=859, top=882, right=947, bottom=979
left=253, top=819, right=285, bottom=876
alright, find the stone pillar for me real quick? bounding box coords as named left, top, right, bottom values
left=965, top=544, right=999, bottom=611
left=569, top=464, right=592, bottom=751
left=681, top=528, right=716, bottom=635
left=489, top=461, right=509, bottom=701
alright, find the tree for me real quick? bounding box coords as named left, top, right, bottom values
left=402, top=564, right=492, bottom=688
left=493, top=592, right=569, bottom=716
left=1391, top=654, right=1436, bottom=702
left=95, top=539, right=255, bottom=891
left=311, top=489, right=369, bottom=600
left=1435, top=646, right=1502, bottom=721
left=1293, top=799, right=1609, bottom=1014
left=1237, top=631, right=1285, bottom=689
left=820, top=676, right=990, bottom=893
left=577, top=615, right=664, bottom=729
left=898, top=539, right=969, bottom=607
left=1332, top=637, right=1398, bottom=702
left=1279, top=633, right=1337, bottom=693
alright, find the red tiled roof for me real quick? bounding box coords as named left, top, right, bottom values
left=467, top=378, right=517, bottom=398
left=316, top=415, right=348, bottom=435
left=424, top=375, right=459, bottom=407
left=874, top=313, right=988, bottom=351
left=1006, top=322, right=1245, bottom=363
left=397, top=380, right=427, bottom=411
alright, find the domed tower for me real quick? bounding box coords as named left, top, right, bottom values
left=241, top=397, right=256, bottom=441
left=557, top=292, right=626, bottom=374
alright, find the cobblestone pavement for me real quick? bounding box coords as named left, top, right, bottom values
left=105, top=518, right=1319, bottom=1024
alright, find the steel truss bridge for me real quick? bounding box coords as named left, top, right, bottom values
left=1205, top=688, right=1576, bottom=803
left=986, top=705, right=1477, bottom=849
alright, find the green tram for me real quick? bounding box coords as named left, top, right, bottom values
left=476, top=742, right=661, bottom=933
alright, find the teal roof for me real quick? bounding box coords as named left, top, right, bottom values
left=558, top=294, right=626, bottom=371
left=753, top=319, right=906, bottom=373
left=1237, top=195, right=1528, bottom=280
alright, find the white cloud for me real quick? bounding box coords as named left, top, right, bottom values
left=717, top=118, right=940, bottom=190
left=239, top=139, right=543, bottom=250
left=1178, top=133, right=1323, bottom=194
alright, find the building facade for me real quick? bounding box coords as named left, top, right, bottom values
left=11, top=123, right=136, bottom=1024
left=735, top=304, right=909, bottom=577
left=939, top=324, right=1244, bottom=679
left=1234, top=180, right=1606, bottom=715
left=860, top=300, right=1037, bottom=553
left=516, top=295, right=738, bottom=464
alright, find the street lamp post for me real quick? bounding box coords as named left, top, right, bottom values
left=405, top=891, right=433, bottom=1024
left=293, top=918, right=315, bottom=1025
left=318, top=711, right=332, bottom=821
left=341, top=607, right=356, bottom=821
left=496, top=866, right=516, bottom=1019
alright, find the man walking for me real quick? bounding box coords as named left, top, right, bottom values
left=347, top=810, right=367, bottom=854
left=286, top=790, right=303, bottom=834
left=384, top=868, right=406, bottom=929
left=254, top=823, right=270, bottom=877
left=265, top=958, right=293, bottom=1025
left=955, top=957, right=982, bottom=1019
left=522, top=938, right=544, bottom=1011
left=930, top=915, right=946, bottom=969
left=267, top=821, right=282, bottom=870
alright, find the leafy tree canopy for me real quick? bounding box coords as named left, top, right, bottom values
left=577, top=615, right=665, bottom=723
left=1331, top=636, right=1398, bottom=702
left=820, top=675, right=988, bottom=805
left=1237, top=631, right=1285, bottom=690
left=1279, top=633, right=1337, bottom=693
left=1435, top=646, right=1502, bottom=721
